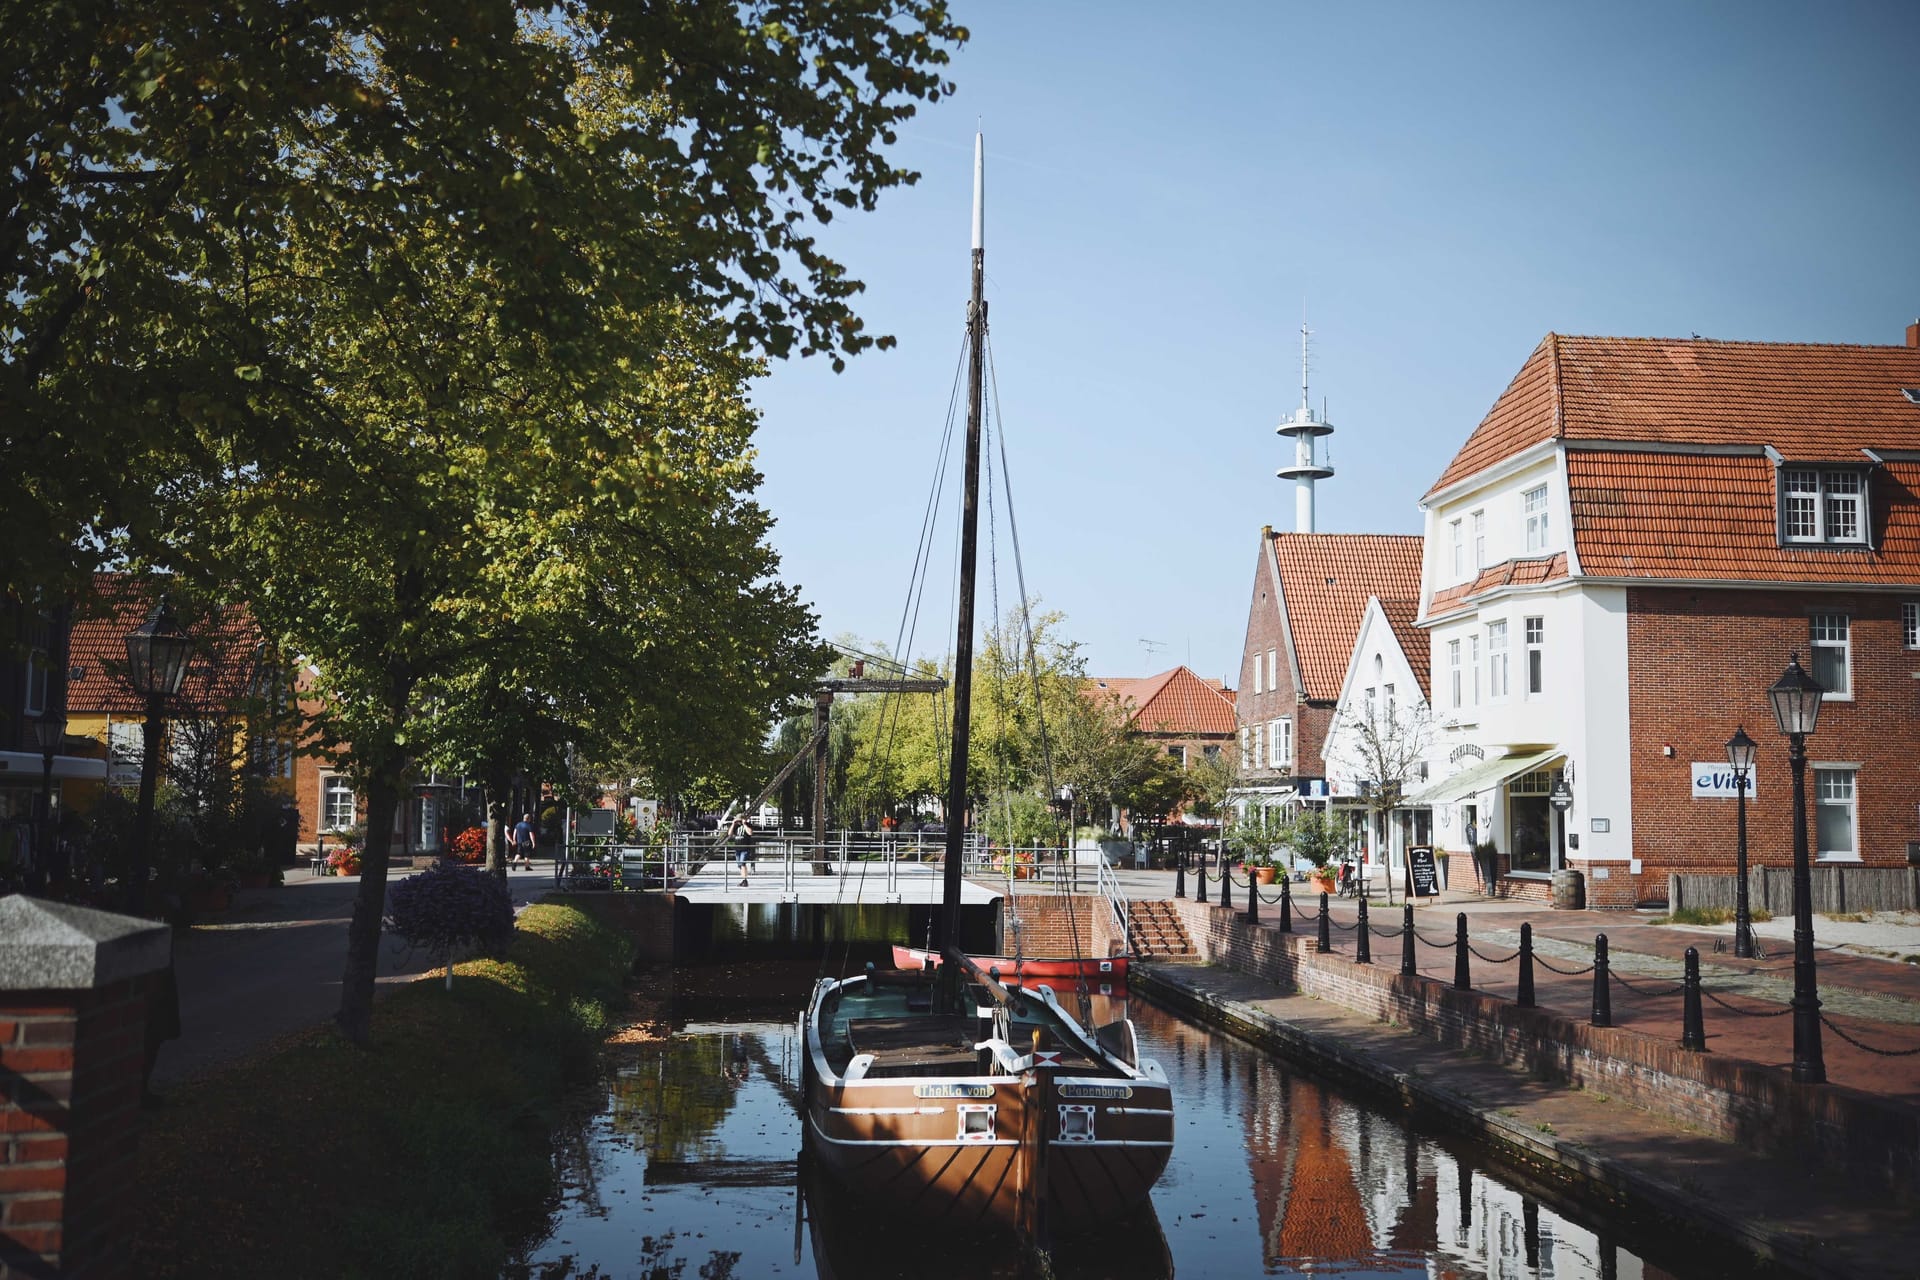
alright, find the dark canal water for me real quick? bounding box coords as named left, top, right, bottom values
left=508, top=972, right=1762, bottom=1280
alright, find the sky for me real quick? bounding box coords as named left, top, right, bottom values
left=749, top=1, right=1920, bottom=687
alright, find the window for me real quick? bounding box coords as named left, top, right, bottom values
left=1240, top=726, right=1253, bottom=769
left=1471, top=510, right=1486, bottom=570
left=1523, top=485, right=1549, bottom=553
left=1271, top=717, right=1293, bottom=767
left=22, top=650, right=48, bottom=717
left=1450, top=519, right=1464, bottom=578
left=1810, top=614, right=1850, bottom=697
left=1781, top=469, right=1867, bottom=545
left=1166, top=745, right=1186, bottom=768
left=1470, top=634, right=1481, bottom=705
left=1813, top=768, right=1857, bottom=860
left=1487, top=620, right=1509, bottom=698
left=1906, top=602, right=1920, bottom=650
left=1252, top=652, right=1262, bottom=694
left=1364, top=686, right=1376, bottom=721
left=250, top=736, right=295, bottom=779
left=1384, top=682, right=1395, bottom=719
left=1202, top=744, right=1220, bottom=761
left=1266, top=648, right=1278, bottom=692
left=1448, top=640, right=1462, bottom=708
left=322, top=776, right=357, bottom=831
left=1254, top=723, right=1266, bottom=769
left=1524, top=616, right=1544, bottom=695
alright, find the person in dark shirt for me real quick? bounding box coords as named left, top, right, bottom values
left=509, top=813, right=536, bottom=870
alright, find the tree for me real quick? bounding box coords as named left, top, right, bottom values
left=1332, top=696, right=1436, bottom=902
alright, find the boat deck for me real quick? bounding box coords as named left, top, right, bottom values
left=846, top=1016, right=980, bottom=1077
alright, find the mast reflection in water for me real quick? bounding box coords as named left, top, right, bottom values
left=510, top=986, right=1741, bottom=1279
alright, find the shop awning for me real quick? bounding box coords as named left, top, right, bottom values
left=0, top=752, right=109, bottom=782
left=1408, top=748, right=1562, bottom=807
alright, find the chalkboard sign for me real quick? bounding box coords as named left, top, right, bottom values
left=576, top=809, right=616, bottom=837
left=1409, top=846, right=1440, bottom=897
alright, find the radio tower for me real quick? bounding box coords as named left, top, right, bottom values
left=1275, top=317, right=1334, bottom=533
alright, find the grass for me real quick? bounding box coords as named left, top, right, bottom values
left=129, top=902, right=635, bottom=1280
left=1649, top=906, right=1774, bottom=926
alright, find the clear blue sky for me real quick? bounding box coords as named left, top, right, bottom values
left=751, top=1, right=1920, bottom=687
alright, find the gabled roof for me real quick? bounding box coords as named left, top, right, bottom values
left=1425, top=553, right=1570, bottom=620
left=1427, top=335, right=1920, bottom=497
left=1376, top=598, right=1431, bottom=697
left=1087, top=666, right=1237, bottom=737
left=68, top=574, right=262, bottom=715
left=1268, top=533, right=1425, bottom=702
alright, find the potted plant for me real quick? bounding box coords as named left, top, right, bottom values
left=327, top=842, right=363, bottom=877
left=1242, top=850, right=1278, bottom=885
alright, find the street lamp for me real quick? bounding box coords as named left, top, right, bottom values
left=31, top=710, right=67, bottom=889
left=1725, top=726, right=1758, bottom=959
left=124, top=595, right=195, bottom=912
left=1767, top=654, right=1825, bottom=1084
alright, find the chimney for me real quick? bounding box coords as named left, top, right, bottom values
left=1908, top=319, right=1919, bottom=348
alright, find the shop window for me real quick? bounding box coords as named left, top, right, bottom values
left=1813, top=768, right=1856, bottom=860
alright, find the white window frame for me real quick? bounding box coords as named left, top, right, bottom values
left=1904, top=602, right=1920, bottom=650
left=1809, top=614, right=1851, bottom=700
left=1469, top=633, right=1481, bottom=706
left=322, top=776, right=357, bottom=832
left=22, top=651, right=48, bottom=717
left=1240, top=725, right=1253, bottom=769
left=1487, top=620, right=1509, bottom=700
left=1471, top=510, right=1486, bottom=570
left=1448, top=639, right=1462, bottom=709
left=1782, top=469, right=1867, bottom=545
left=1524, top=616, right=1544, bottom=696
left=1523, top=485, right=1549, bottom=554
left=1811, top=766, right=1858, bottom=862
left=1270, top=717, right=1293, bottom=768
left=1266, top=648, right=1278, bottom=692
left=1384, top=682, right=1395, bottom=720
left=1252, top=650, right=1263, bottom=694
left=1450, top=519, right=1464, bottom=579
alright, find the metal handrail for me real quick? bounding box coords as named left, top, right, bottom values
left=1094, top=855, right=1129, bottom=951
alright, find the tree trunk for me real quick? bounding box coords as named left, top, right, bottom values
left=485, top=775, right=509, bottom=880
left=336, top=770, right=400, bottom=1046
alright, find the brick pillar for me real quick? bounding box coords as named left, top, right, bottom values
left=0, top=898, right=171, bottom=1279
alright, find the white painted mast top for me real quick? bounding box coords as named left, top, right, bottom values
left=971, top=131, right=984, bottom=252
left=1275, top=316, right=1335, bottom=533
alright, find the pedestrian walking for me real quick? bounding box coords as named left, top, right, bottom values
left=510, top=812, right=537, bottom=871
left=731, top=817, right=754, bottom=887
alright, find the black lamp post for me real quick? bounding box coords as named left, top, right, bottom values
left=1767, top=654, right=1825, bottom=1084
left=124, top=595, right=195, bottom=912
left=1725, top=726, right=1758, bottom=959
left=31, top=710, right=68, bottom=889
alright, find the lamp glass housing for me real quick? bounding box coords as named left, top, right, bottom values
left=30, top=713, right=68, bottom=755
left=1768, top=655, right=1824, bottom=738
left=1725, top=726, right=1758, bottom=779
left=124, top=597, right=194, bottom=698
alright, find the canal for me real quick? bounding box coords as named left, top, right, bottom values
left=508, top=963, right=1767, bottom=1280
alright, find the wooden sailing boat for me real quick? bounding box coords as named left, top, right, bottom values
left=799, top=135, right=1173, bottom=1239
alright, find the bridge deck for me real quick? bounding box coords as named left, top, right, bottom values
left=671, top=858, right=1001, bottom=906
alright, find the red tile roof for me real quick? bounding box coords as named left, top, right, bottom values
left=1269, top=533, right=1426, bottom=701
left=1568, top=453, right=1920, bottom=582
left=1088, top=666, right=1237, bottom=736
left=1425, top=553, right=1570, bottom=619
left=1428, top=335, right=1920, bottom=497
left=1377, top=597, right=1433, bottom=699
left=69, top=574, right=263, bottom=714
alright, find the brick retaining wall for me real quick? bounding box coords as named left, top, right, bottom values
left=1171, top=897, right=1918, bottom=1197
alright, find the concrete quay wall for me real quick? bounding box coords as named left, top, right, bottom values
left=1168, top=896, right=1919, bottom=1199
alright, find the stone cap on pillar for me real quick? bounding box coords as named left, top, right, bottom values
left=0, top=896, right=172, bottom=991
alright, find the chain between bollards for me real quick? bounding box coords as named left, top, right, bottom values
left=1279, top=876, right=1293, bottom=934
left=1592, top=934, right=1612, bottom=1027
left=1400, top=903, right=1415, bottom=976
left=1517, top=922, right=1535, bottom=1008
left=1355, top=898, right=1372, bottom=964
left=1451, top=913, right=1470, bottom=990
left=1681, top=946, right=1707, bottom=1051
left=1316, top=892, right=1331, bottom=953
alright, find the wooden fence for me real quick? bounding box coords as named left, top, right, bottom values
left=1668, top=865, right=1920, bottom=915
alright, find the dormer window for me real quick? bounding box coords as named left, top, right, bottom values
left=1780, top=468, right=1867, bottom=546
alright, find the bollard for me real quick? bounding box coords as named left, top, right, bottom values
left=1245, top=869, right=1261, bottom=925
left=1355, top=897, right=1371, bottom=964
left=1175, top=850, right=1186, bottom=899
left=1453, top=913, right=1471, bottom=990
left=1682, top=946, right=1707, bottom=1051
left=1518, top=922, right=1535, bottom=1008
left=1196, top=850, right=1210, bottom=904
left=1401, top=903, right=1415, bottom=976
left=1592, top=934, right=1612, bottom=1027
left=1220, top=860, right=1234, bottom=911
left=1316, top=892, right=1331, bottom=953
left=1279, top=876, right=1293, bottom=934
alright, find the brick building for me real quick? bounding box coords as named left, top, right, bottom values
left=1414, top=325, right=1920, bottom=906
left=1234, top=530, right=1425, bottom=815
left=1088, top=665, right=1238, bottom=768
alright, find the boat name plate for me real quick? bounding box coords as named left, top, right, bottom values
left=1058, top=1084, right=1133, bottom=1100
left=915, top=1083, right=995, bottom=1099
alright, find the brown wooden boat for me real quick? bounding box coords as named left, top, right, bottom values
left=890, top=944, right=1130, bottom=984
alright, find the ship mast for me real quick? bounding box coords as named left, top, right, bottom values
left=942, top=133, right=987, bottom=955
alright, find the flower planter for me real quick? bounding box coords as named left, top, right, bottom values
left=1254, top=866, right=1278, bottom=885
left=1311, top=873, right=1338, bottom=897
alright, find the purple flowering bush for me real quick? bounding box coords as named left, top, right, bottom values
left=386, top=863, right=514, bottom=985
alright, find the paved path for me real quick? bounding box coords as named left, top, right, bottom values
left=151, top=864, right=556, bottom=1088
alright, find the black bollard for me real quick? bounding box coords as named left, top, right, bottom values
left=1682, top=946, right=1707, bottom=1051
left=1279, top=876, right=1293, bottom=934
left=1245, top=868, right=1261, bottom=925
left=1316, top=892, right=1331, bottom=953
left=1196, top=848, right=1209, bottom=904
left=1401, top=903, right=1415, bottom=976
left=1175, top=848, right=1186, bottom=899
left=1592, top=934, right=1612, bottom=1027
left=1220, top=859, right=1234, bottom=911
left=1355, top=897, right=1371, bottom=964
left=1453, top=913, right=1471, bottom=990
left=1518, top=922, right=1535, bottom=1008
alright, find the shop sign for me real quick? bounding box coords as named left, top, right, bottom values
left=1691, top=765, right=1756, bottom=799
left=1408, top=846, right=1440, bottom=897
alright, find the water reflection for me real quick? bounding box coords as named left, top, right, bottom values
left=511, top=981, right=1734, bottom=1279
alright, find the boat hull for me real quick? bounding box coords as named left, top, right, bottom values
left=890, top=944, right=1129, bottom=983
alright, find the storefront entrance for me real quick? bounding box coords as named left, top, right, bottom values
left=1507, top=768, right=1562, bottom=875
